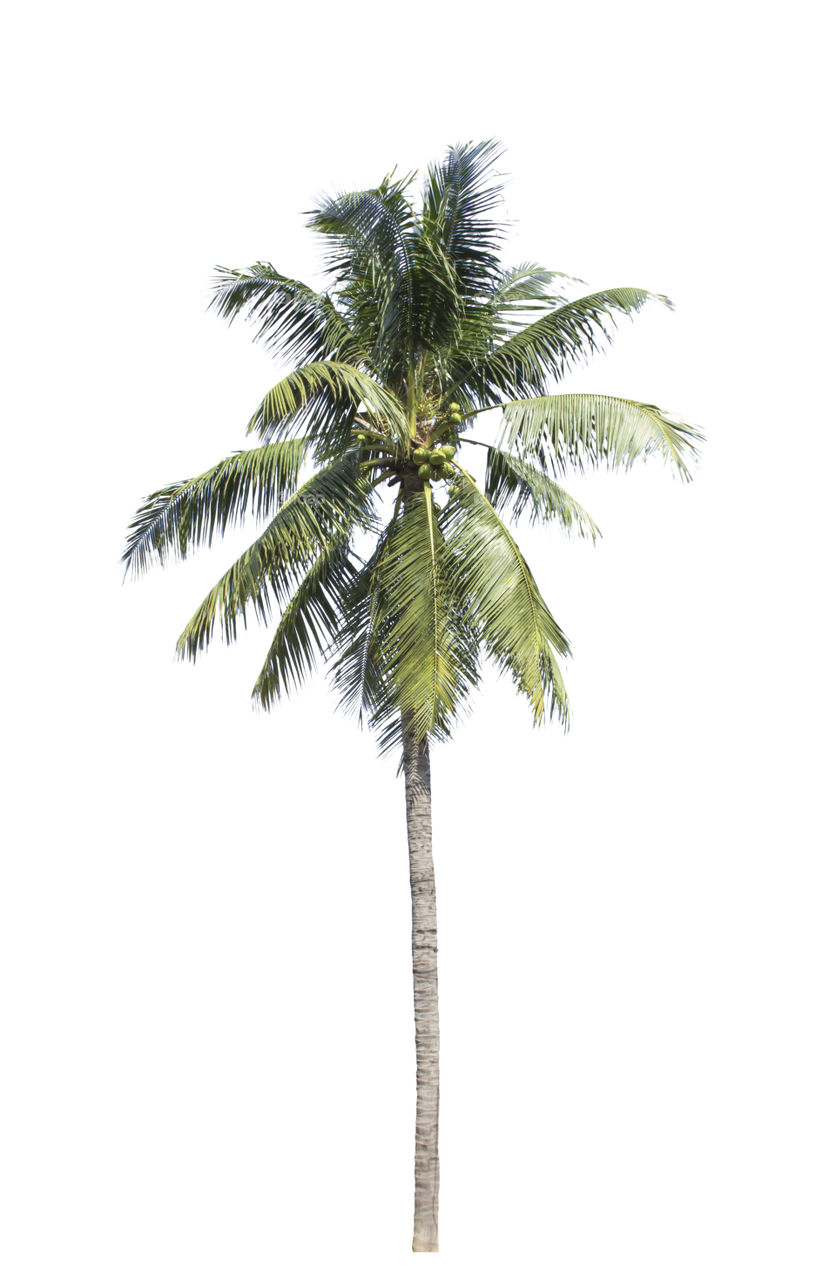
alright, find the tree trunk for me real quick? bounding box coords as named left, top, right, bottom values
left=402, top=716, right=440, bottom=1252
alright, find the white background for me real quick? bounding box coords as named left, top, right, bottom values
left=2, top=2, right=833, bottom=1276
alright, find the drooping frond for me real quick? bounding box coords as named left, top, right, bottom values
left=122, top=439, right=309, bottom=578
left=176, top=455, right=374, bottom=660
left=330, top=491, right=479, bottom=754
left=373, top=486, right=479, bottom=748
left=484, top=447, right=601, bottom=538
left=329, top=512, right=401, bottom=733
left=499, top=392, right=703, bottom=480
left=251, top=536, right=356, bottom=709
left=247, top=360, right=410, bottom=450
left=441, top=473, right=571, bottom=726
left=209, top=264, right=368, bottom=367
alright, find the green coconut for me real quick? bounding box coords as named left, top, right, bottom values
left=418, top=464, right=432, bottom=480
left=449, top=402, right=461, bottom=413
left=430, top=450, right=446, bottom=463
left=448, top=412, right=462, bottom=425
left=441, top=444, right=455, bottom=459
left=413, top=447, right=430, bottom=462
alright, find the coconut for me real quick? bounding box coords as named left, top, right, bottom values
left=430, top=450, right=445, bottom=463
left=449, top=412, right=462, bottom=425
left=449, top=402, right=461, bottom=413
left=441, top=444, right=455, bottom=459
left=413, top=447, right=430, bottom=462
left=418, top=464, right=432, bottom=480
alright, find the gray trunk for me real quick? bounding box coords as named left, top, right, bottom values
left=402, top=716, right=440, bottom=1252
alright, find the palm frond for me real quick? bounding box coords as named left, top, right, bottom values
left=441, top=473, right=571, bottom=726
left=408, top=229, right=466, bottom=363
left=484, top=447, right=601, bottom=537
left=209, top=263, right=368, bottom=366
left=251, top=536, right=356, bottom=708
left=122, top=439, right=309, bottom=578
left=176, top=455, right=374, bottom=660
left=329, top=511, right=401, bottom=732
left=492, top=262, right=568, bottom=308
left=422, top=140, right=507, bottom=298
left=308, top=175, right=417, bottom=381
left=373, top=486, right=479, bottom=746
left=247, top=360, right=410, bottom=449
left=498, top=392, right=703, bottom=479
left=330, top=492, right=479, bottom=754
left=454, top=288, right=667, bottom=402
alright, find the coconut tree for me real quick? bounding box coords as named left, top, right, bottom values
left=123, top=140, right=700, bottom=1252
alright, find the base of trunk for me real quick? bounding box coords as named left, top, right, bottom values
left=412, top=1234, right=439, bottom=1252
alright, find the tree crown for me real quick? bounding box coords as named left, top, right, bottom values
left=124, top=141, right=701, bottom=758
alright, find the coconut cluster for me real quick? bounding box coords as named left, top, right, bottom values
left=412, top=401, right=462, bottom=481
left=413, top=445, right=455, bottom=480
left=352, top=400, right=464, bottom=486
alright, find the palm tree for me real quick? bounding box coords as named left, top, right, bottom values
left=123, top=140, right=700, bottom=1252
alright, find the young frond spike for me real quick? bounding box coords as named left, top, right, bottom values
left=421, top=139, right=508, bottom=300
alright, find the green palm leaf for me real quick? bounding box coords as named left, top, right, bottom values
left=176, top=455, right=374, bottom=660
left=122, top=439, right=309, bottom=577
left=209, top=263, right=368, bottom=366
left=329, top=512, right=401, bottom=733
left=499, top=392, right=703, bottom=479
left=373, top=486, right=478, bottom=746
left=484, top=447, right=601, bottom=537
left=330, top=491, right=480, bottom=754
left=441, top=473, right=571, bottom=726
left=492, top=262, right=569, bottom=309
left=422, top=139, right=507, bottom=297
left=455, top=288, right=667, bottom=402
left=251, top=536, right=356, bottom=708
left=247, top=359, right=410, bottom=449
left=308, top=175, right=417, bottom=381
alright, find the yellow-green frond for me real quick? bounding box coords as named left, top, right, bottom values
left=248, top=360, right=410, bottom=449
left=330, top=491, right=480, bottom=754
left=441, top=472, right=571, bottom=727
